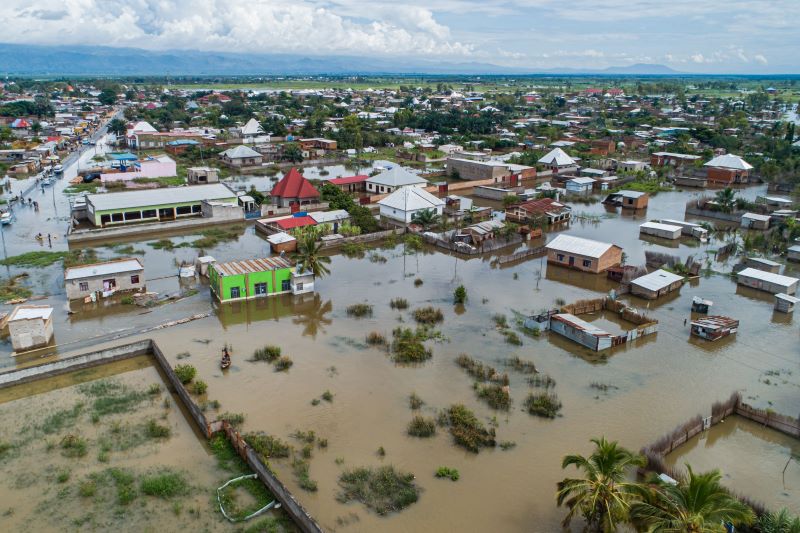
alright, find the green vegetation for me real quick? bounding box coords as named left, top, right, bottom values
left=340, top=242, right=366, bottom=258
left=0, top=251, right=70, bottom=268
left=505, top=356, right=538, bottom=374
left=321, top=390, right=334, bottom=403
left=292, top=235, right=332, bottom=278
left=218, top=412, right=246, bottom=429
left=209, top=433, right=249, bottom=473
left=453, top=285, right=467, bottom=305
left=435, top=466, right=460, bottom=481
left=274, top=356, right=293, bottom=372
left=407, top=416, right=436, bottom=437
left=0, top=275, right=32, bottom=301
left=149, top=239, right=177, bottom=250
left=192, top=380, right=207, bottom=395
left=346, top=303, right=373, bottom=317
left=408, top=393, right=424, bottom=410
left=390, top=327, right=432, bottom=363
left=337, top=465, right=420, bottom=515
left=218, top=476, right=274, bottom=521
left=389, top=297, right=409, bottom=310
left=252, top=344, right=282, bottom=362
left=139, top=470, right=190, bottom=499
left=244, top=433, right=291, bottom=459
left=60, top=434, right=88, bottom=458
left=40, top=403, right=84, bottom=434
left=292, top=458, right=318, bottom=492
left=145, top=419, right=171, bottom=439
left=412, top=306, right=444, bottom=324
left=524, top=392, right=562, bottom=418
left=437, top=404, right=496, bottom=453
left=173, top=364, right=197, bottom=384
left=413, top=278, right=423, bottom=287
left=455, top=354, right=508, bottom=384
left=476, top=384, right=511, bottom=410
left=365, top=331, right=386, bottom=346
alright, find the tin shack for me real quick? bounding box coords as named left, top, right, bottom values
left=550, top=313, right=613, bottom=351
left=639, top=221, right=682, bottom=241
left=774, top=293, right=798, bottom=314
left=737, top=268, right=798, bottom=295
left=630, top=269, right=684, bottom=300
left=690, top=316, right=739, bottom=341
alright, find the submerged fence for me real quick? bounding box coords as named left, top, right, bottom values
left=0, top=339, right=323, bottom=533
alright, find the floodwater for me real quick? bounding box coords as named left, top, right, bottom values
left=0, top=358, right=251, bottom=532
left=1, top=136, right=799, bottom=531
left=665, top=416, right=800, bottom=515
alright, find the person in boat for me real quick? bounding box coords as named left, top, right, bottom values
left=221, top=347, right=231, bottom=368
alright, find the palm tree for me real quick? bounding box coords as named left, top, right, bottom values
left=292, top=235, right=331, bottom=279
left=758, top=508, right=800, bottom=533
left=629, top=465, right=755, bottom=532
left=411, top=208, right=441, bottom=230
left=556, top=437, right=646, bottom=532
left=714, top=188, right=736, bottom=213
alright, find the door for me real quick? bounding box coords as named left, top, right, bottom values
left=568, top=256, right=575, bottom=267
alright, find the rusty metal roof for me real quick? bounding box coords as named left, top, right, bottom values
left=213, top=257, right=292, bottom=277
left=690, top=315, right=739, bottom=330
left=552, top=313, right=613, bottom=337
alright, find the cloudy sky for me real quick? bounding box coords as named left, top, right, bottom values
left=3, top=0, right=798, bottom=72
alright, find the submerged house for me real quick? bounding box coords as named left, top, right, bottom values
left=550, top=313, right=613, bottom=351
left=603, top=190, right=649, bottom=210
left=545, top=234, right=622, bottom=274
left=690, top=316, right=739, bottom=341
left=639, top=221, right=682, bottom=240
left=629, top=269, right=684, bottom=300
left=378, top=186, right=445, bottom=224
left=736, top=268, right=798, bottom=295
left=704, top=154, right=752, bottom=184
left=505, top=198, right=571, bottom=225
left=208, top=257, right=313, bottom=303
left=64, top=258, right=145, bottom=300
left=6, top=305, right=54, bottom=352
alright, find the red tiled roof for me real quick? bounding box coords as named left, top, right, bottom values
left=329, top=174, right=368, bottom=186
left=513, top=198, right=568, bottom=214
left=271, top=168, right=320, bottom=200
left=276, top=216, right=316, bottom=230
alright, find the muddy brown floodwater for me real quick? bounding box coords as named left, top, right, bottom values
left=1, top=182, right=798, bottom=532
left=665, top=416, right=800, bottom=515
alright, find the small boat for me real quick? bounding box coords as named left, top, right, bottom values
left=0, top=212, right=12, bottom=225
left=220, top=348, right=231, bottom=370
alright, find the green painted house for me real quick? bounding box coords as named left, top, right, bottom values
left=85, top=183, right=237, bottom=227
left=208, top=256, right=314, bottom=303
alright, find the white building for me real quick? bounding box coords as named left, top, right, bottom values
left=366, top=166, right=428, bottom=194
left=6, top=305, right=54, bottom=352
left=538, top=147, right=577, bottom=172
left=378, top=187, right=445, bottom=224
left=64, top=258, right=145, bottom=300
left=737, top=268, right=798, bottom=295
left=240, top=118, right=268, bottom=144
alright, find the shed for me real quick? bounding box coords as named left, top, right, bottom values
left=786, top=244, right=800, bottom=263
left=690, top=316, right=739, bottom=341
left=64, top=258, right=145, bottom=300
left=691, top=296, right=713, bottom=314
left=630, top=269, right=684, bottom=299
left=744, top=257, right=781, bottom=274
left=660, top=219, right=708, bottom=241
left=740, top=212, right=771, bottom=230
left=603, top=190, right=649, bottom=209
left=545, top=234, right=622, bottom=273
left=565, top=177, right=595, bottom=195
left=194, top=256, right=216, bottom=277
left=266, top=232, right=298, bottom=254
left=737, top=268, right=798, bottom=295
left=6, top=305, right=54, bottom=352
left=550, top=313, right=613, bottom=351
left=774, top=293, right=798, bottom=313
left=639, top=222, right=682, bottom=240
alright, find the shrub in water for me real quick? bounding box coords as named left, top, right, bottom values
left=346, top=303, right=373, bottom=318
left=252, top=345, right=281, bottom=362
left=173, top=364, right=196, bottom=384
left=438, top=404, right=496, bottom=453
left=192, top=380, right=208, bottom=395
left=453, top=285, right=467, bottom=305
left=435, top=466, right=459, bottom=481
left=412, top=306, right=444, bottom=324
left=146, top=419, right=171, bottom=439
left=389, top=298, right=409, bottom=310
left=524, top=392, right=562, bottom=418
left=274, top=356, right=293, bottom=372
left=337, top=465, right=419, bottom=515
left=407, top=416, right=436, bottom=437
left=365, top=331, right=386, bottom=346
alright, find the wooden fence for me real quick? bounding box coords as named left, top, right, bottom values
left=497, top=246, right=546, bottom=264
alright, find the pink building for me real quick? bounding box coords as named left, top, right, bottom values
left=101, top=154, right=177, bottom=183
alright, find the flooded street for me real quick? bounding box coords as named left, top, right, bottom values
left=1, top=152, right=798, bottom=531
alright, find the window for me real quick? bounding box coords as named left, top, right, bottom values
left=583, top=259, right=592, bottom=268
left=124, top=211, right=142, bottom=220
left=281, top=279, right=291, bottom=292
left=142, top=209, right=157, bottom=218
left=176, top=205, right=192, bottom=215
left=230, top=287, right=241, bottom=299
left=79, top=282, right=89, bottom=292
left=100, top=214, right=111, bottom=225
left=254, top=282, right=267, bottom=295
left=557, top=254, right=565, bottom=261
left=191, top=204, right=202, bottom=213
left=111, top=213, right=124, bottom=222
left=130, top=275, right=140, bottom=284
left=296, top=282, right=303, bottom=291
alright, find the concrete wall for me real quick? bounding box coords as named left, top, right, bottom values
left=201, top=201, right=245, bottom=221
left=546, top=247, right=621, bottom=273
left=65, top=269, right=145, bottom=300
left=8, top=317, right=54, bottom=352
left=447, top=158, right=509, bottom=181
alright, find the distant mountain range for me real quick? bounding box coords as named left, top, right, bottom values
left=0, top=43, right=685, bottom=76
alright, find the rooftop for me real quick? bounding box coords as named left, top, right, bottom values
left=271, top=168, right=320, bottom=199
left=631, top=269, right=684, bottom=291
left=65, top=258, right=144, bottom=281
left=86, top=183, right=235, bottom=212
left=552, top=313, right=612, bottom=337
left=545, top=234, right=619, bottom=259
left=213, top=257, right=292, bottom=277
left=367, top=166, right=428, bottom=187
left=737, top=268, right=798, bottom=286
left=8, top=305, right=53, bottom=322
left=378, top=186, right=445, bottom=211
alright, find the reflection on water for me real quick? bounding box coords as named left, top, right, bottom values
left=666, top=416, right=800, bottom=514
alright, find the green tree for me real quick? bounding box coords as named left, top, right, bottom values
left=292, top=235, right=331, bottom=279
left=98, top=88, right=118, bottom=106
left=714, top=188, right=736, bottom=213
left=339, top=115, right=363, bottom=151
left=282, top=143, right=304, bottom=163
left=629, top=466, right=755, bottom=532
left=758, top=508, right=800, bottom=533
left=556, top=437, right=646, bottom=532
left=107, top=118, right=127, bottom=137
left=411, top=209, right=441, bottom=230
left=453, top=285, right=467, bottom=304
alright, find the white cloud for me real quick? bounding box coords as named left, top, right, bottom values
left=4, top=0, right=474, bottom=58
left=753, top=54, right=768, bottom=65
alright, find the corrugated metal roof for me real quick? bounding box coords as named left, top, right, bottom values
left=545, top=234, right=619, bottom=259
left=737, top=268, right=798, bottom=287
left=65, top=258, right=143, bottom=281
left=631, top=269, right=684, bottom=291
left=87, top=183, right=235, bottom=212
left=691, top=315, right=739, bottom=330
left=741, top=212, right=771, bottom=222
left=213, top=256, right=292, bottom=277
left=640, top=221, right=682, bottom=233
left=552, top=313, right=612, bottom=337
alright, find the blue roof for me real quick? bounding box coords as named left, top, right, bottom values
left=166, top=139, right=199, bottom=146
left=108, top=152, right=138, bottom=161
